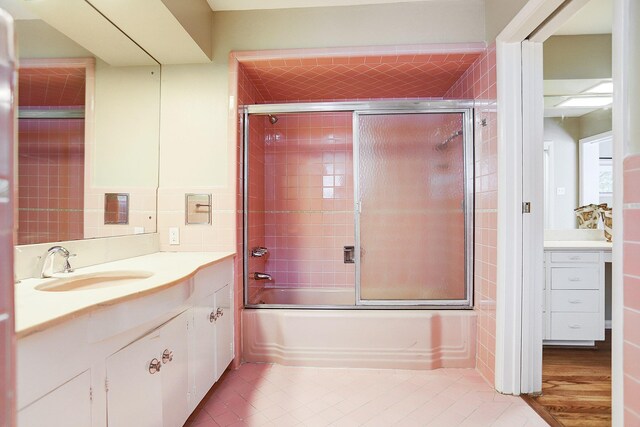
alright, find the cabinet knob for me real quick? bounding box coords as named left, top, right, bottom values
left=148, top=358, right=162, bottom=374
left=162, top=349, right=174, bottom=364
left=568, top=299, right=582, bottom=304
left=209, top=307, right=224, bottom=323
left=568, top=277, right=581, bottom=282
left=568, top=324, right=581, bottom=329
left=569, top=256, right=581, bottom=260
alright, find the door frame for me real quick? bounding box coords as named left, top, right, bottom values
left=495, top=0, right=626, bottom=424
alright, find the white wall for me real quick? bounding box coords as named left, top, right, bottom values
left=484, top=0, right=529, bottom=41
left=544, top=117, right=580, bottom=229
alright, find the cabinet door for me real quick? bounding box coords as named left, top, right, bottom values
left=159, top=312, right=189, bottom=427
left=214, top=284, right=233, bottom=379
left=106, top=329, right=163, bottom=427
left=18, top=370, right=91, bottom=427
left=191, top=293, right=217, bottom=406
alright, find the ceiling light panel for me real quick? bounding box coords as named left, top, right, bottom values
left=584, top=81, right=613, bottom=94
left=557, top=96, right=613, bottom=108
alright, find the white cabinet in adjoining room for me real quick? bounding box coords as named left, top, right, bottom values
left=18, top=370, right=92, bottom=427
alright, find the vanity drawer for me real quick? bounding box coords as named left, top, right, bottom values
left=550, top=252, right=599, bottom=263
left=550, top=267, right=599, bottom=290
left=550, top=290, right=599, bottom=313
left=550, top=313, right=602, bottom=341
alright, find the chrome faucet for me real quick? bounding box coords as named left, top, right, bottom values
left=252, top=272, right=272, bottom=281
left=251, top=247, right=269, bottom=257
left=41, top=246, right=74, bottom=278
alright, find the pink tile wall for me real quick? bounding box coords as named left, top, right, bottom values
left=259, top=113, right=355, bottom=292
left=246, top=115, right=267, bottom=302
left=623, top=154, right=640, bottom=424
left=446, top=44, right=497, bottom=385
left=17, top=118, right=85, bottom=244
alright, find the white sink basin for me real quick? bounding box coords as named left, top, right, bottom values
left=35, top=271, right=154, bottom=292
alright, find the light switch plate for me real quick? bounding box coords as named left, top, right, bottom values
left=169, top=227, right=180, bottom=245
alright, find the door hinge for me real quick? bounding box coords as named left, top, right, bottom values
left=89, top=387, right=93, bottom=402
left=105, top=378, right=109, bottom=393
left=523, top=202, right=531, bottom=214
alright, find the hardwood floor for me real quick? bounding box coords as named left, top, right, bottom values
left=522, top=330, right=612, bottom=427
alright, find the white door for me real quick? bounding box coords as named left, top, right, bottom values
left=214, top=284, right=233, bottom=379
left=18, top=370, right=91, bottom=427
left=106, top=329, right=163, bottom=427
left=191, top=293, right=217, bottom=406
left=160, top=312, right=190, bottom=427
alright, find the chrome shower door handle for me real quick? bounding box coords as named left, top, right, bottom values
left=344, top=246, right=355, bottom=264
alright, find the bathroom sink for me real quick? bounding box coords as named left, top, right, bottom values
left=35, top=271, right=154, bottom=292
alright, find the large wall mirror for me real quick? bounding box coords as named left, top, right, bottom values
left=11, top=12, right=160, bottom=245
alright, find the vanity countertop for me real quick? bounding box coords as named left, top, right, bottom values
left=15, top=251, right=235, bottom=338
left=544, top=240, right=612, bottom=250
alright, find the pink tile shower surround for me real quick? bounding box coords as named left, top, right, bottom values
left=250, top=112, right=356, bottom=295
left=623, top=154, right=640, bottom=424
left=183, top=363, right=548, bottom=427
left=17, top=65, right=87, bottom=245
left=17, top=118, right=85, bottom=245
left=445, top=44, right=498, bottom=385
left=227, top=43, right=488, bottom=367
left=17, top=66, right=86, bottom=107
left=240, top=53, right=482, bottom=102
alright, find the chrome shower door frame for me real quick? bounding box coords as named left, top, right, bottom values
left=243, top=100, right=474, bottom=309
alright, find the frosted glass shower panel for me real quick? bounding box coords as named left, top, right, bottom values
left=358, top=113, right=467, bottom=301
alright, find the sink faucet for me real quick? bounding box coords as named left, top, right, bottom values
left=41, top=246, right=74, bottom=278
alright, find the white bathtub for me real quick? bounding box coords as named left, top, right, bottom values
left=255, top=287, right=355, bottom=305
left=243, top=304, right=477, bottom=369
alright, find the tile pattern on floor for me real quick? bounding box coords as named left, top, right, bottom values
left=184, top=363, right=549, bottom=427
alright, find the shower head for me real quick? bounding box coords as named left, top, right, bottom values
left=436, top=130, right=463, bottom=151
left=268, top=114, right=278, bottom=124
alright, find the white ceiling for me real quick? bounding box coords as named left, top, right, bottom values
left=207, top=0, right=435, bottom=11
left=544, top=79, right=611, bottom=117
left=554, top=0, right=612, bottom=35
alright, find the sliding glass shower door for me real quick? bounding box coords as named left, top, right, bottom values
left=355, top=111, right=473, bottom=305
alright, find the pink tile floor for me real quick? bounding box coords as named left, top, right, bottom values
left=184, top=363, right=548, bottom=427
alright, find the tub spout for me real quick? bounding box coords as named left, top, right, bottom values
left=253, top=272, right=272, bottom=281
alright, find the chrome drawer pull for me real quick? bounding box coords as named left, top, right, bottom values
left=568, top=324, right=581, bottom=329
left=569, top=256, right=581, bottom=260
left=568, top=299, right=582, bottom=304
left=568, top=277, right=581, bottom=282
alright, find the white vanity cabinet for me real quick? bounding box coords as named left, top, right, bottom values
left=189, top=265, right=234, bottom=408
left=18, top=370, right=92, bottom=427
left=16, top=254, right=235, bottom=427
left=544, top=249, right=608, bottom=345
left=106, top=311, right=190, bottom=427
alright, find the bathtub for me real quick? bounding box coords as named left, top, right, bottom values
left=243, top=291, right=477, bottom=369
left=254, top=287, right=355, bottom=305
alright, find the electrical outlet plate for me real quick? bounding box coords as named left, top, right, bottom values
left=169, top=227, right=180, bottom=245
